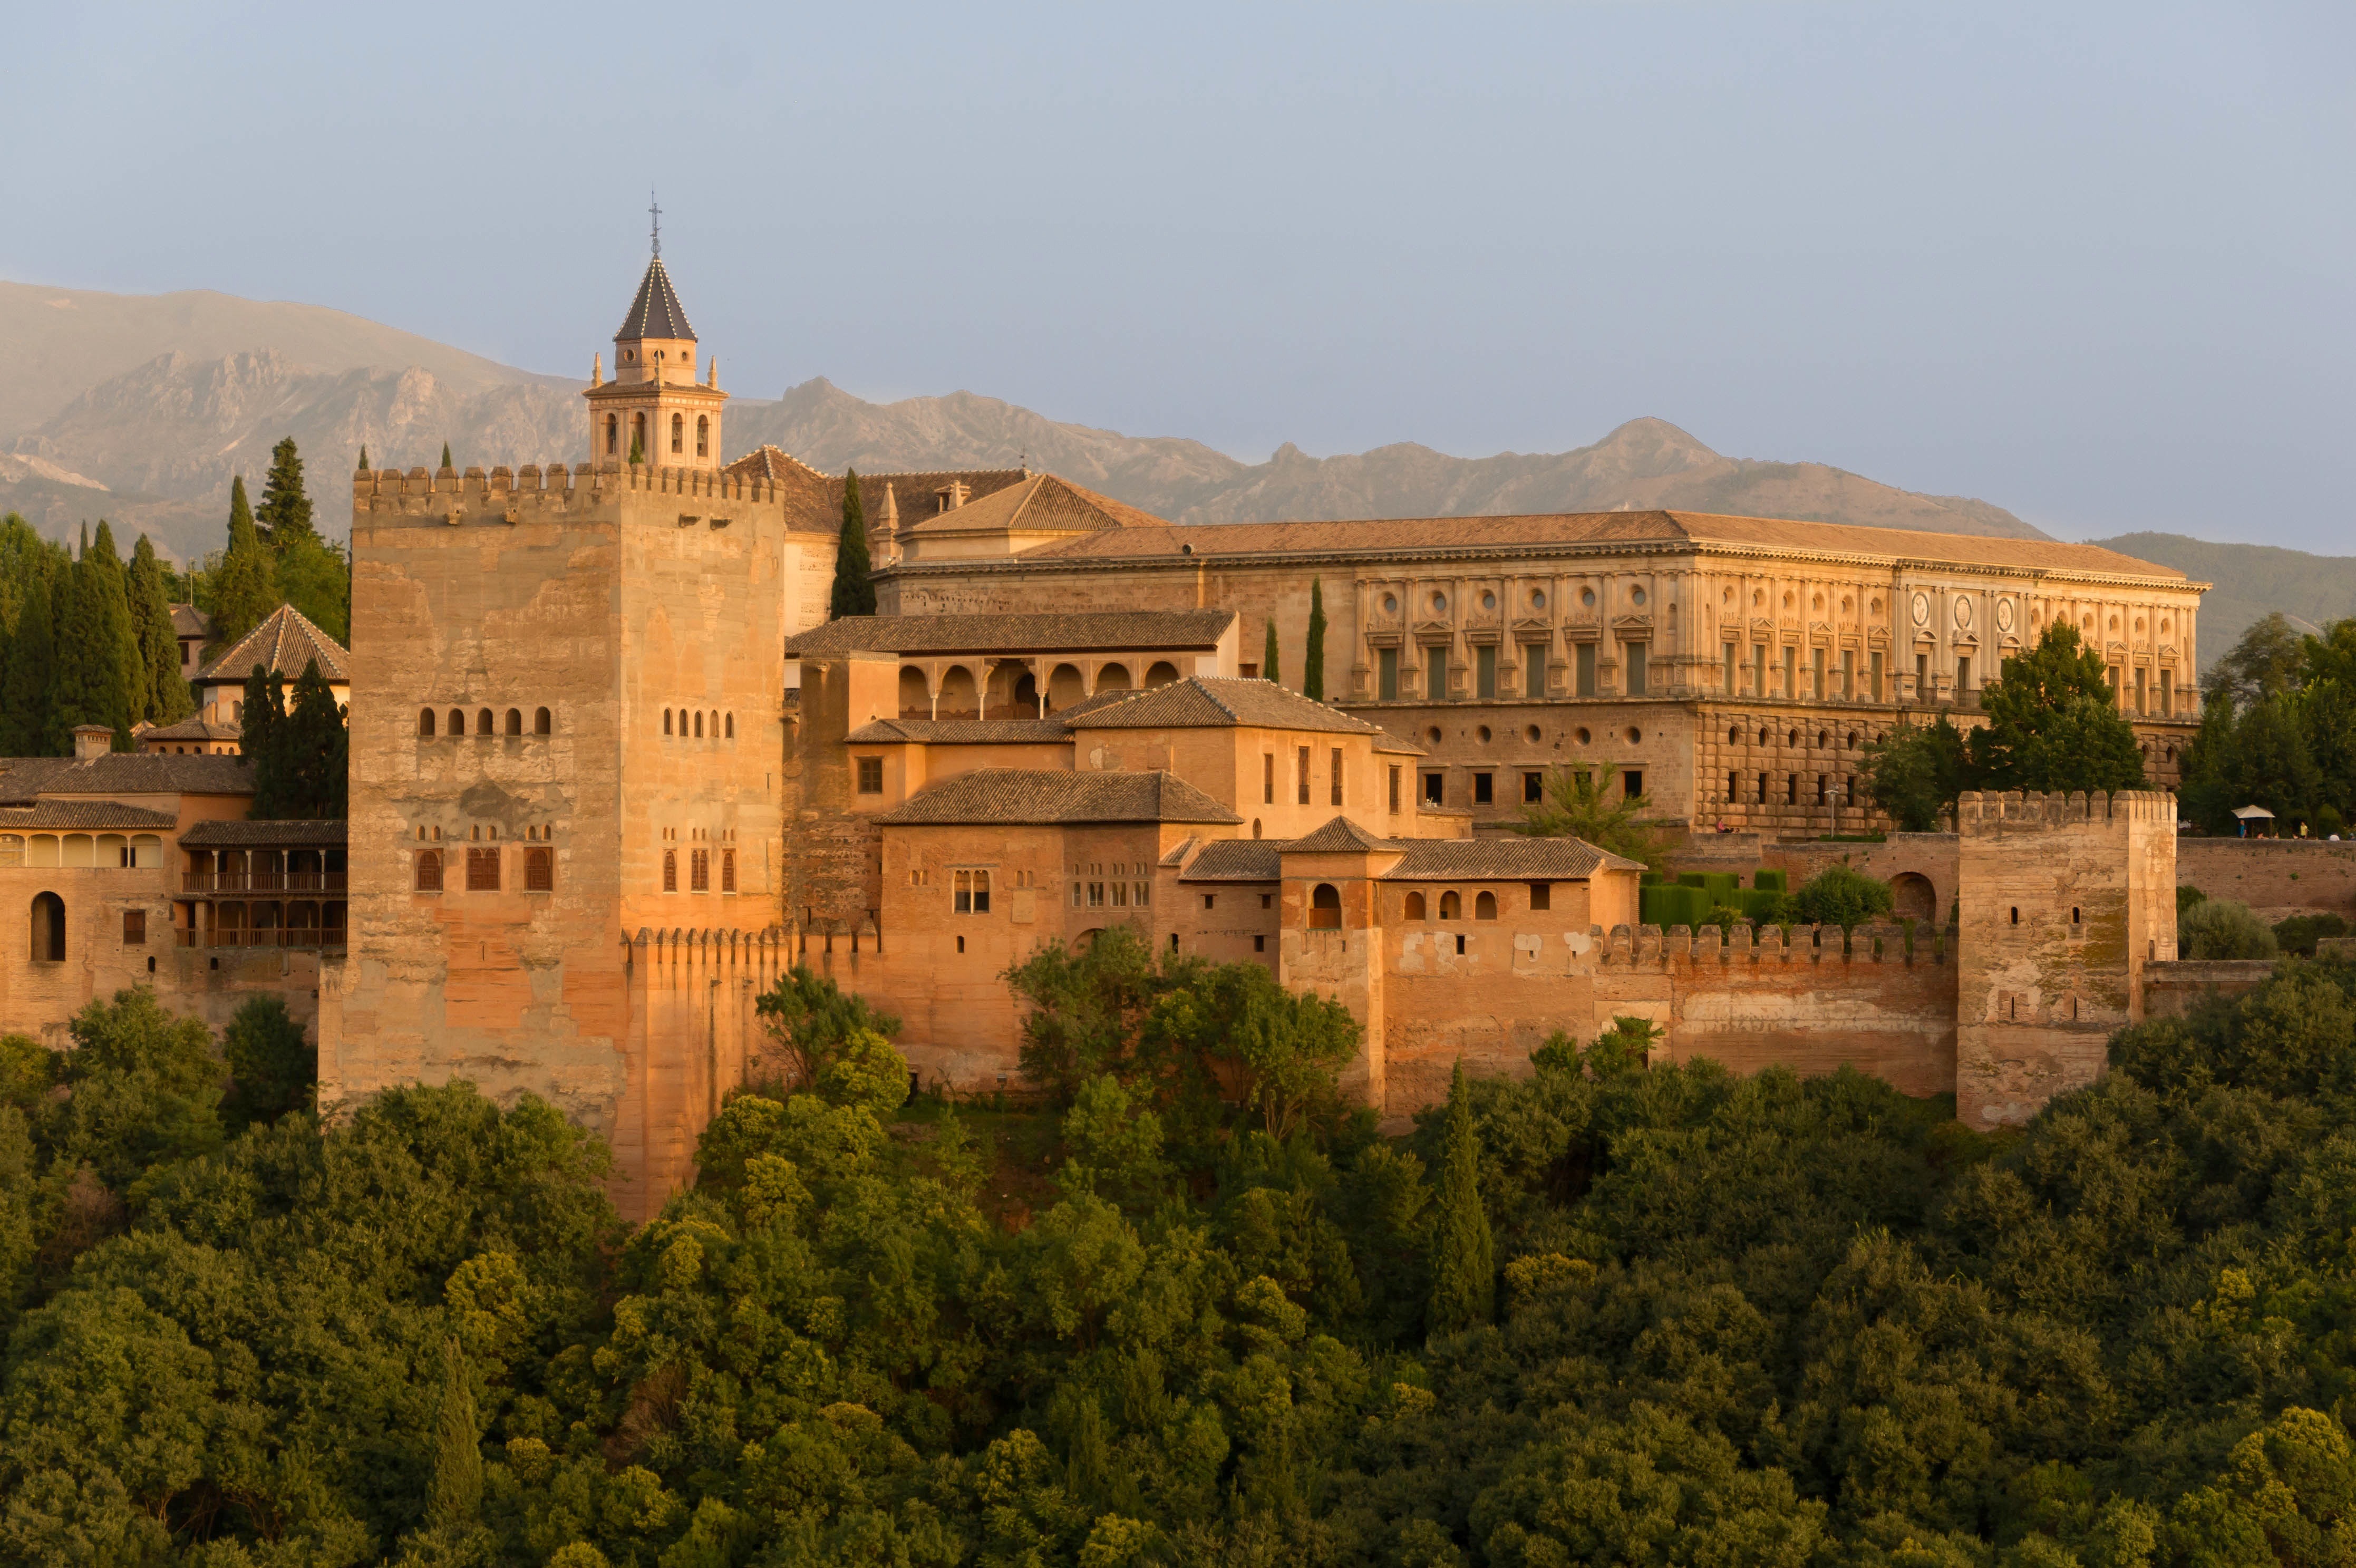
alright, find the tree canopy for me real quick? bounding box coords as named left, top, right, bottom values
left=829, top=469, right=876, bottom=620
left=1515, top=759, right=1667, bottom=869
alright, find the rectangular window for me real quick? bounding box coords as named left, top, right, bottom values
left=1723, top=643, right=1737, bottom=692
left=1254, top=934, right=1266, bottom=953
left=1841, top=648, right=1856, bottom=699
left=1524, top=770, right=1544, bottom=803
left=1782, top=645, right=1797, bottom=698
left=1916, top=652, right=1930, bottom=698
left=1422, top=771, right=1444, bottom=806
left=1330, top=748, right=1343, bottom=807
left=1729, top=770, right=1740, bottom=801
left=1529, top=882, right=1551, bottom=912
left=467, top=847, right=500, bottom=891
left=1427, top=645, right=1449, bottom=701
left=1625, top=641, right=1647, bottom=697
left=954, top=869, right=992, bottom=913
left=1203, top=893, right=1216, bottom=909
left=1378, top=646, right=1399, bottom=700
left=1263, top=753, right=1274, bottom=805
left=1072, top=881, right=1083, bottom=907
left=1812, top=646, right=1826, bottom=699
left=1389, top=765, right=1401, bottom=812
left=1239, top=662, right=1258, bottom=679
left=1576, top=642, right=1596, bottom=697
left=2135, top=666, right=2148, bottom=714
left=1754, top=643, right=1768, bottom=699
left=1957, top=655, right=1973, bottom=694
left=2159, top=668, right=2173, bottom=715
left=1623, top=769, right=1643, bottom=800
left=1473, top=772, right=1494, bottom=805
left=1475, top=644, right=1497, bottom=699
left=855, top=757, right=884, bottom=794
left=1787, top=773, right=1799, bottom=804
left=1296, top=746, right=1310, bottom=806
left=690, top=848, right=710, bottom=892
left=525, top=847, right=553, bottom=891
left=123, top=909, right=145, bottom=944
left=1870, top=650, right=1884, bottom=701
left=721, top=848, right=735, bottom=894
left=415, top=849, right=443, bottom=892
left=1112, top=880, right=1128, bottom=906
left=1758, top=770, right=1769, bottom=804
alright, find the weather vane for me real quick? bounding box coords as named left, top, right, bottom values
left=649, top=190, right=662, bottom=259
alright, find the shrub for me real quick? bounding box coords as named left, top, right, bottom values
left=2179, top=898, right=2280, bottom=961
left=1788, top=864, right=1896, bottom=931
left=2273, top=912, right=2351, bottom=957
left=2177, top=885, right=2207, bottom=918
left=1752, top=868, right=1787, bottom=894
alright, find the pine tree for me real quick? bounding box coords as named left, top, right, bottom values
left=1427, top=1060, right=1495, bottom=1335
left=255, top=436, right=319, bottom=552
left=127, top=534, right=193, bottom=724
left=0, top=554, right=55, bottom=755
left=426, top=1342, right=483, bottom=1529
left=439, top=441, right=452, bottom=471
left=50, top=521, right=143, bottom=751
left=1304, top=578, right=1327, bottom=702
left=1263, top=619, right=1280, bottom=686
left=209, top=477, right=280, bottom=652
left=829, top=469, right=875, bottom=620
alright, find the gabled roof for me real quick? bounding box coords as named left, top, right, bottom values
left=1063, top=676, right=1382, bottom=737
left=845, top=718, right=1072, bottom=745
left=169, top=603, right=211, bottom=638
left=1384, top=836, right=1646, bottom=880
left=197, top=604, right=351, bottom=686
left=1286, top=816, right=1395, bottom=853
left=179, top=819, right=348, bottom=848
left=901, top=473, right=1169, bottom=537
left=0, top=752, right=254, bottom=804
left=616, top=256, right=696, bottom=342
left=1179, top=839, right=1284, bottom=882
left=787, top=609, right=1234, bottom=658
left=0, top=800, right=178, bottom=831
left=874, top=768, right=1242, bottom=827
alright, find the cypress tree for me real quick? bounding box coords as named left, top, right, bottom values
left=1427, top=1060, right=1495, bottom=1335
left=1, top=559, right=55, bottom=755
left=439, top=441, right=453, bottom=471
left=1263, top=619, right=1280, bottom=686
left=282, top=659, right=347, bottom=818
left=128, top=534, right=193, bottom=724
left=51, top=521, right=143, bottom=751
left=210, top=477, right=280, bottom=652
left=627, top=431, right=644, bottom=466
left=356, top=445, right=370, bottom=472
left=256, top=437, right=319, bottom=552
left=242, top=664, right=289, bottom=816
left=829, top=469, right=875, bottom=620
left=1304, top=578, right=1327, bottom=702
left=426, top=1342, right=483, bottom=1529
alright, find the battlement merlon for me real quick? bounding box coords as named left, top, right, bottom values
left=351, top=461, right=789, bottom=520
left=1955, top=789, right=2177, bottom=833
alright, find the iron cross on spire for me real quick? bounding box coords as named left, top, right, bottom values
left=648, top=191, right=662, bottom=258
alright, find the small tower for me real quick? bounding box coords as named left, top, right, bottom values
left=584, top=206, right=726, bottom=471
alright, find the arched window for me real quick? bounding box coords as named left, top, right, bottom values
left=1475, top=891, right=1497, bottom=920
left=477, top=709, right=493, bottom=736
left=724, top=713, right=734, bottom=739
left=1310, top=883, right=1342, bottom=930
left=606, top=413, right=619, bottom=454
left=671, top=412, right=684, bottom=454
left=696, top=415, right=709, bottom=457
left=1439, top=891, right=1461, bottom=919
left=632, top=412, right=646, bottom=457
left=663, top=710, right=673, bottom=735
left=1404, top=891, right=1427, bottom=920
left=721, top=848, right=736, bottom=894
left=29, top=892, right=64, bottom=962
left=693, top=712, right=704, bottom=738
left=534, top=707, right=551, bottom=735
left=505, top=709, right=522, bottom=735
left=415, top=849, right=443, bottom=892
left=662, top=849, right=678, bottom=893
left=525, top=847, right=552, bottom=892
left=449, top=709, right=466, bottom=737
left=419, top=708, right=436, bottom=737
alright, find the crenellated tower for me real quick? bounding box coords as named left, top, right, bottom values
left=585, top=224, right=726, bottom=471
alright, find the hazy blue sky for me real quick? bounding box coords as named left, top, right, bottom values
left=6, top=2, right=2348, bottom=547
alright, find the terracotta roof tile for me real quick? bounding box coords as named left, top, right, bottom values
left=1179, top=839, right=1284, bottom=881
left=169, top=603, right=211, bottom=637
left=178, top=819, right=349, bottom=848
left=1064, top=677, right=1381, bottom=737
left=903, top=473, right=1170, bottom=537
left=0, top=753, right=254, bottom=804
left=1383, top=836, right=1645, bottom=880
left=875, top=768, right=1242, bottom=826
left=141, top=717, right=241, bottom=742
left=1286, top=816, right=1395, bottom=853
left=845, top=718, right=1072, bottom=744
left=197, top=604, right=351, bottom=685
left=0, top=800, right=178, bottom=830
left=787, top=610, right=1233, bottom=657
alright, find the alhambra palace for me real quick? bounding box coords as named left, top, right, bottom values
left=5, top=251, right=2301, bottom=1216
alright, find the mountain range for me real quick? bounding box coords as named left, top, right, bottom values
left=3, top=278, right=2347, bottom=670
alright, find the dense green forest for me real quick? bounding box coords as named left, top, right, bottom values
left=9, top=938, right=2356, bottom=1566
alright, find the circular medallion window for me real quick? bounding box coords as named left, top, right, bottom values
left=1476, top=725, right=1492, bottom=743
left=1381, top=594, right=1398, bottom=614
left=1481, top=592, right=1497, bottom=611
left=1575, top=727, right=1592, bottom=744
left=1912, top=593, right=1931, bottom=627
left=1431, top=592, right=1448, bottom=613
left=1530, top=589, right=1547, bottom=609
left=1626, top=727, right=1642, bottom=744
left=1426, top=726, right=1443, bottom=744
left=1996, top=599, right=2015, bottom=633
left=1581, top=588, right=1597, bottom=608
left=1525, top=724, right=1543, bottom=743
left=1630, top=587, right=1647, bottom=607
left=1954, top=597, right=1973, bottom=630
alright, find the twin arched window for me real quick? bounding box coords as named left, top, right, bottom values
left=414, top=849, right=443, bottom=892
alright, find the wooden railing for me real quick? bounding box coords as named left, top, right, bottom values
left=181, top=871, right=348, bottom=893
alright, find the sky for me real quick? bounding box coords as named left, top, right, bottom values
left=5, top=2, right=2350, bottom=548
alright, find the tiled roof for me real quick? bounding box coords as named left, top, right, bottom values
left=786, top=609, right=1234, bottom=657
left=845, top=718, right=1073, bottom=744
left=855, top=469, right=1032, bottom=525
left=1064, top=677, right=1381, bottom=736
left=0, top=800, right=178, bottom=830
left=616, top=256, right=696, bottom=342
left=197, top=604, right=351, bottom=685
left=169, top=603, right=211, bottom=637
left=0, top=753, right=254, bottom=804
left=1015, top=508, right=2190, bottom=582
left=875, top=768, right=1242, bottom=827
left=179, top=819, right=348, bottom=848
left=141, top=716, right=241, bottom=742
left=903, top=473, right=1170, bottom=537
left=720, top=446, right=841, bottom=533
left=1179, top=839, right=1284, bottom=881
left=1372, top=730, right=1427, bottom=756
left=1286, top=816, right=1395, bottom=853
left=1384, top=836, right=1646, bottom=880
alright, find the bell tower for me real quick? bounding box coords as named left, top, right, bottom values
left=585, top=200, right=727, bottom=471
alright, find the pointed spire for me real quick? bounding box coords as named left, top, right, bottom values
left=591, top=352, right=602, bottom=388
left=615, top=255, right=696, bottom=343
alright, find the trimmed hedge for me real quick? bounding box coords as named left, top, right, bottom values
left=1639, top=883, right=1713, bottom=930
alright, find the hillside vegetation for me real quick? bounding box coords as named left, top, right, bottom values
left=9, top=940, right=2356, bottom=1565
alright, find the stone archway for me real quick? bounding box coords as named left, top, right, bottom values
left=1890, top=872, right=1937, bottom=923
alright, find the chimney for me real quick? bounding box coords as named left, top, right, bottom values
left=72, top=724, right=112, bottom=759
